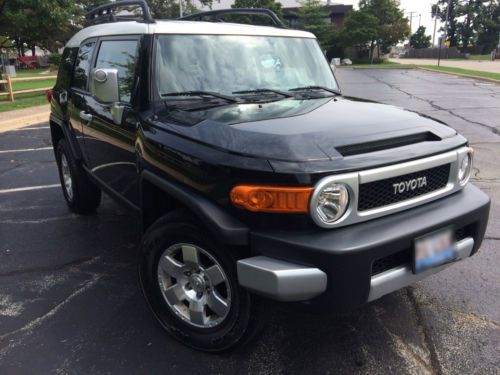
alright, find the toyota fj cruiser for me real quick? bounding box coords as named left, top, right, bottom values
left=49, top=0, right=490, bottom=351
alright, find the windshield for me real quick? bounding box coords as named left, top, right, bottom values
left=154, top=35, right=338, bottom=97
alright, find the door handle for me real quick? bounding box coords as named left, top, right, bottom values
left=80, top=111, right=93, bottom=123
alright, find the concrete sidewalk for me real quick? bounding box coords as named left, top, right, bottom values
left=389, top=58, right=500, bottom=73
left=0, top=104, right=51, bottom=132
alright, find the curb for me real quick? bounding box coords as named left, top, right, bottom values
left=0, top=111, right=50, bottom=133
left=417, top=67, right=500, bottom=84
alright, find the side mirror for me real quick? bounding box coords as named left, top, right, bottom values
left=90, top=68, right=119, bottom=103
left=90, top=68, right=124, bottom=125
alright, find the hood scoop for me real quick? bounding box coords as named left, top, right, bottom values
left=336, top=132, right=441, bottom=157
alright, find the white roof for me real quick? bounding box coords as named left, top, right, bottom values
left=66, top=20, right=315, bottom=47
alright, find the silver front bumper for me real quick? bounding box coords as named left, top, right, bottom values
left=368, top=237, right=475, bottom=302
left=237, top=237, right=474, bottom=304
left=237, top=256, right=327, bottom=302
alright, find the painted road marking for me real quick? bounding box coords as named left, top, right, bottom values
left=11, top=126, right=50, bottom=131
left=0, top=184, right=60, bottom=194
left=0, top=147, right=52, bottom=154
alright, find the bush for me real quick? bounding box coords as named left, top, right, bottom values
left=48, top=53, right=62, bottom=66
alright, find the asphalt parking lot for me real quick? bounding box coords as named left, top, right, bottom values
left=1, top=68, right=499, bottom=374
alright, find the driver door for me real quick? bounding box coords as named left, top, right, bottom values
left=82, top=37, right=141, bottom=209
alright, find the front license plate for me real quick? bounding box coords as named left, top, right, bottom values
left=414, top=228, right=457, bottom=274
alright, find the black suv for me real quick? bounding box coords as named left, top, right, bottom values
left=49, top=1, right=490, bottom=351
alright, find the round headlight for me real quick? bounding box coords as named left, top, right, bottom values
left=458, top=151, right=473, bottom=185
left=311, top=183, right=349, bottom=226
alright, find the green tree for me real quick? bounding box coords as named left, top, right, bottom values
left=337, top=10, right=377, bottom=54
left=476, top=0, right=500, bottom=53
left=230, top=0, right=284, bottom=26
left=0, top=0, right=80, bottom=55
left=432, top=0, right=460, bottom=47
left=358, top=0, right=410, bottom=60
left=296, top=0, right=333, bottom=49
left=456, top=0, right=485, bottom=51
left=410, top=26, right=432, bottom=49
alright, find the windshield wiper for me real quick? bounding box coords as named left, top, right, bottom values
left=288, top=86, right=341, bottom=96
left=160, top=91, right=239, bottom=103
left=232, top=88, right=293, bottom=98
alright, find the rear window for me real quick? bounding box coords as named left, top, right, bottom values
left=56, top=47, right=78, bottom=89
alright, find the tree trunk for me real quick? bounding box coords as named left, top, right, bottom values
left=31, top=45, right=36, bottom=56
left=369, top=39, right=375, bottom=63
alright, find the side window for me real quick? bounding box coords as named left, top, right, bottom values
left=56, top=47, right=78, bottom=89
left=95, top=40, right=139, bottom=103
left=72, top=41, right=95, bottom=91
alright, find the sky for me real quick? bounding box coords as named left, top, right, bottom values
left=197, top=0, right=445, bottom=44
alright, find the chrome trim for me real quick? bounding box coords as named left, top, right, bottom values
left=358, top=150, right=457, bottom=183
left=368, top=237, right=474, bottom=302
left=310, top=146, right=470, bottom=228
left=458, top=148, right=473, bottom=186
left=237, top=256, right=327, bottom=301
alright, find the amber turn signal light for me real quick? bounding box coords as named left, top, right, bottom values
left=230, top=185, right=313, bottom=213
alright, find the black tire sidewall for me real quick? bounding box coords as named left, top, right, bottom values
left=139, top=215, right=254, bottom=351
left=56, top=140, right=76, bottom=207
left=55, top=139, right=100, bottom=214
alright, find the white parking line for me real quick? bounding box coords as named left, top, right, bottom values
left=11, top=127, right=50, bottom=131
left=0, top=184, right=60, bottom=194
left=0, top=147, right=52, bottom=154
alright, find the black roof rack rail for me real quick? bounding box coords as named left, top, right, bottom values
left=85, top=0, right=154, bottom=26
left=178, top=8, right=286, bottom=29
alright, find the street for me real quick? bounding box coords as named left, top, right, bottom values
left=0, top=68, right=499, bottom=374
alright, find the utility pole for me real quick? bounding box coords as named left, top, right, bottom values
left=432, top=3, right=438, bottom=47
left=407, top=11, right=417, bottom=34
left=418, top=14, right=422, bottom=28
left=179, top=0, right=183, bottom=17
left=438, top=0, right=451, bottom=67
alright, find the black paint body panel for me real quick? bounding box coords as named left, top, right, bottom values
left=49, top=34, right=490, bottom=311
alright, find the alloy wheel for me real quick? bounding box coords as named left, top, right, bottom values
left=60, top=153, right=73, bottom=201
left=157, top=243, right=231, bottom=328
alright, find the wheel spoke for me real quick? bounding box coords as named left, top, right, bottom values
left=163, top=284, right=185, bottom=305
left=207, top=290, right=229, bottom=318
left=182, top=245, right=199, bottom=267
left=159, top=255, right=184, bottom=279
left=205, top=265, right=225, bottom=286
left=189, top=301, right=206, bottom=325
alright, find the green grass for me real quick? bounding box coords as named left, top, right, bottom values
left=418, top=65, right=500, bottom=81
left=12, top=68, right=55, bottom=78
left=12, top=78, right=55, bottom=91
left=0, top=92, right=48, bottom=112
left=343, top=61, right=406, bottom=68
left=0, top=74, right=55, bottom=112
left=341, top=61, right=500, bottom=81
left=467, top=54, right=492, bottom=61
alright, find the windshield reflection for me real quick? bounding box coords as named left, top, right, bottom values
left=155, top=35, right=338, bottom=96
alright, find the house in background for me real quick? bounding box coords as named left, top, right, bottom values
left=280, top=1, right=352, bottom=28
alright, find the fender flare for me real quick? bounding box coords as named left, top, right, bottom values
left=50, top=114, right=82, bottom=160
left=140, top=170, right=249, bottom=246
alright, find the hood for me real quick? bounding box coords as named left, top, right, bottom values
left=155, top=96, right=459, bottom=164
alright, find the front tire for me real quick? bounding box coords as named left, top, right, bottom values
left=139, top=211, right=258, bottom=351
left=55, top=139, right=101, bottom=214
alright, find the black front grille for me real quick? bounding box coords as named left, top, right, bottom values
left=358, top=163, right=450, bottom=211
left=372, top=249, right=411, bottom=276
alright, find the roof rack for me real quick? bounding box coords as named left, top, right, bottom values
left=85, top=0, right=154, bottom=26
left=178, top=8, right=286, bottom=29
